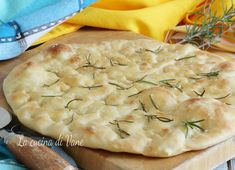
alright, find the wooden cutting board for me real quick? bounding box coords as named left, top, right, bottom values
left=1, top=28, right=235, bottom=170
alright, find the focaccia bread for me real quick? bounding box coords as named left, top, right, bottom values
left=3, top=39, right=235, bottom=157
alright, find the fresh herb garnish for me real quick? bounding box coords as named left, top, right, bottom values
left=109, top=120, right=133, bottom=138
left=178, top=1, right=235, bottom=49
left=65, top=98, right=82, bottom=109
left=175, top=55, right=196, bottom=61
left=149, top=95, right=158, bottom=110
left=214, top=93, right=231, bottom=100
left=144, top=114, right=173, bottom=123
left=193, top=89, right=206, bottom=97
left=183, top=119, right=205, bottom=137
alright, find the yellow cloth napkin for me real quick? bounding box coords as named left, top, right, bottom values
left=35, top=0, right=203, bottom=44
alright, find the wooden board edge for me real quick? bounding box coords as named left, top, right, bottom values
left=174, top=137, right=235, bottom=170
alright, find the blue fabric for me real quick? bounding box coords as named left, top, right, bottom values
left=0, top=0, right=96, bottom=60
left=0, top=0, right=60, bottom=22
left=0, top=138, right=26, bottom=170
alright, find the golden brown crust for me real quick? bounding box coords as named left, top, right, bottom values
left=47, top=44, right=72, bottom=57
left=3, top=39, right=235, bottom=157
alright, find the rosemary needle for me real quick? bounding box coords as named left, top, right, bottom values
left=110, top=58, right=127, bottom=66
left=65, top=98, right=82, bottom=109
left=136, top=46, right=162, bottom=55
left=214, top=93, right=231, bottom=100
left=109, top=82, right=133, bottom=90
left=144, top=114, right=173, bottom=123
left=144, top=47, right=163, bottom=55
left=139, top=100, right=147, bottom=112
left=77, top=54, right=106, bottom=70
left=65, top=113, right=74, bottom=125
left=109, top=120, right=133, bottom=138
left=128, top=90, right=145, bottom=97
left=197, top=71, right=220, bottom=78
left=193, top=89, right=206, bottom=97
left=183, top=119, right=205, bottom=137
left=159, top=78, right=176, bottom=83
left=149, top=95, right=159, bottom=110
left=41, top=95, right=63, bottom=97
left=160, top=81, right=183, bottom=93
left=80, top=85, right=103, bottom=89
left=43, top=79, right=60, bottom=87
left=175, top=55, right=196, bottom=61
left=134, top=75, right=158, bottom=86
left=137, top=80, right=158, bottom=86
left=134, top=75, right=148, bottom=83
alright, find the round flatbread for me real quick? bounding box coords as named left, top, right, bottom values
left=3, top=39, right=235, bottom=157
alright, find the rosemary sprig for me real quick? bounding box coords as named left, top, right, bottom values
left=178, top=0, right=235, bottom=49
left=149, top=95, right=158, bottom=110
left=144, top=114, right=173, bottom=123
left=80, top=85, right=103, bottom=90
left=65, top=98, right=82, bottom=109
left=193, top=89, right=206, bottom=97
left=110, top=58, right=128, bottom=66
left=109, top=120, right=133, bottom=138
left=128, top=90, right=145, bottom=97
left=77, top=54, right=106, bottom=70
left=109, top=82, right=133, bottom=90
left=197, top=71, right=220, bottom=78
left=175, top=55, right=196, bottom=61
left=214, top=93, right=231, bottom=100
left=43, top=79, right=60, bottom=87
left=183, top=119, right=205, bottom=137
